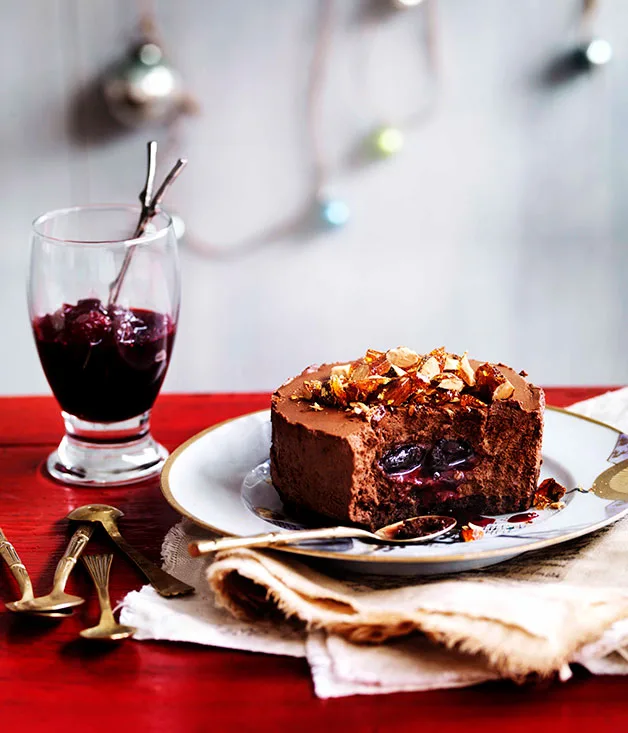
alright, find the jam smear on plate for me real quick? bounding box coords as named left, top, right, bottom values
left=508, top=511, right=539, bottom=523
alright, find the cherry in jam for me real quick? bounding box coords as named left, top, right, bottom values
left=33, top=298, right=175, bottom=423
left=379, top=439, right=475, bottom=496
left=379, top=444, right=426, bottom=474
left=426, top=439, right=474, bottom=473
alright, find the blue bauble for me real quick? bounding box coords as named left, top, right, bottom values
left=318, top=198, right=350, bottom=228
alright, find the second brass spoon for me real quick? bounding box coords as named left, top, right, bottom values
left=67, top=505, right=194, bottom=597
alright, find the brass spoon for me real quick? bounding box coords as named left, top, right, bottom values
left=80, top=554, right=136, bottom=641
left=188, top=515, right=457, bottom=557
left=6, top=525, right=92, bottom=613
left=67, top=505, right=194, bottom=597
left=0, top=527, right=73, bottom=618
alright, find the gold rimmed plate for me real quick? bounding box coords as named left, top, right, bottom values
left=161, top=407, right=628, bottom=575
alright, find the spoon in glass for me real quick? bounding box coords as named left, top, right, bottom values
left=188, top=515, right=457, bottom=557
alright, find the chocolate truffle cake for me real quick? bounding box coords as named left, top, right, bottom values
left=270, top=347, right=544, bottom=532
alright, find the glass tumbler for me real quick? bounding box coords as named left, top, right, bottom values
left=28, top=205, right=180, bottom=486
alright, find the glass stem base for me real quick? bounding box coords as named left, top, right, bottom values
left=46, top=411, right=167, bottom=486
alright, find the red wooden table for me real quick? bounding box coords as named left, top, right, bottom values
left=0, top=388, right=625, bottom=733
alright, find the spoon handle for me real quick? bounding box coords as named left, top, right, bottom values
left=0, top=527, right=33, bottom=601
left=102, top=523, right=194, bottom=598
left=188, top=526, right=370, bottom=556
left=52, top=525, right=93, bottom=593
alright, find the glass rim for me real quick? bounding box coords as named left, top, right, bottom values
left=31, top=204, right=173, bottom=247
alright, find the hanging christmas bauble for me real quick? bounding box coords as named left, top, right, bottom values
left=371, top=125, right=405, bottom=157
left=103, top=41, right=185, bottom=127
left=317, top=196, right=350, bottom=229
left=579, top=38, right=613, bottom=67
left=390, top=0, right=424, bottom=8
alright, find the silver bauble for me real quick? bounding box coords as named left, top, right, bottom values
left=103, top=42, right=184, bottom=127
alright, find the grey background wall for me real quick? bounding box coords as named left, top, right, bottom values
left=1, top=0, right=626, bottom=395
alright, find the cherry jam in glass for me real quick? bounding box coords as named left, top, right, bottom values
left=32, top=298, right=175, bottom=423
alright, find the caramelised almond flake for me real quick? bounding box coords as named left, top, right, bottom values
left=389, top=364, right=406, bottom=377
left=474, top=363, right=511, bottom=401
left=418, top=356, right=441, bottom=380
left=459, top=353, right=476, bottom=386
left=459, top=393, right=488, bottom=410
left=302, top=379, right=322, bottom=400
left=349, top=401, right=370, bottom=418
left=424, top=347, right=448, bottom=368
left=346, top=376, right=390, bottom=404
left=331, top=363, right=351, bottom=378
left=444, top=355, right=460, bottom=372
left=533, top=478, right=567, bottom=509
left=493, top=380, right=514, bottom=400
left=370, top=354, right=394, bottom=377
left=351, top=362, right=371, bottom=381
left=364, top=349, right=386, bottom=364
left=461, top=523, right=485, bottom=542
left=310, top=402, right=324, bottom=411
left=386, top=346, right=419, bottom=369
left=436, top=375, right=465, bottom=392
left=329, top=373, right=348, bottom=405
left=378, top=376, right=416, bottom=406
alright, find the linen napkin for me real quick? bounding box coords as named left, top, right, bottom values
left=120, top=387, right=628, bottom=697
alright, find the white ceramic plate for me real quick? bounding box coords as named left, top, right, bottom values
left=161, top=408, right=628, bottom=575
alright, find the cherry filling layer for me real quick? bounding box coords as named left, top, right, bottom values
left=378, top=439, right=476, bottom=499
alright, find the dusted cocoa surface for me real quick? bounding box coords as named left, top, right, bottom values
left=271, top=358, right=544, bottom=531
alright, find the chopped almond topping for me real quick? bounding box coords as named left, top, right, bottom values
left=364, top=348, right=386, bottom=364
left=331, top=364, right=351, bottom=378
left=293, top=347, right=525, bottom=416
left=349, top=401, right=370, bottom=418
left=435, top=375, right=465, bottom=393
left=389, top=364, right=406, bottom=377
left=493, top=380, right=515, bottom=400
left=418, top=356, right=441, bottom=380
left=386, top=346, right=419, bottom=369
left=475, top=364, right=514, bottom=401
left=351, top=362, right=371, bottom=381
left=459, top=353, right=476, bottom=386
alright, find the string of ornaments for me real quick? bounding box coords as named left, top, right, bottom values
left=100, top=0, right=612, bottom=256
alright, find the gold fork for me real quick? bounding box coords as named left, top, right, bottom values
left=80, top=554, right=136, bottom=641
